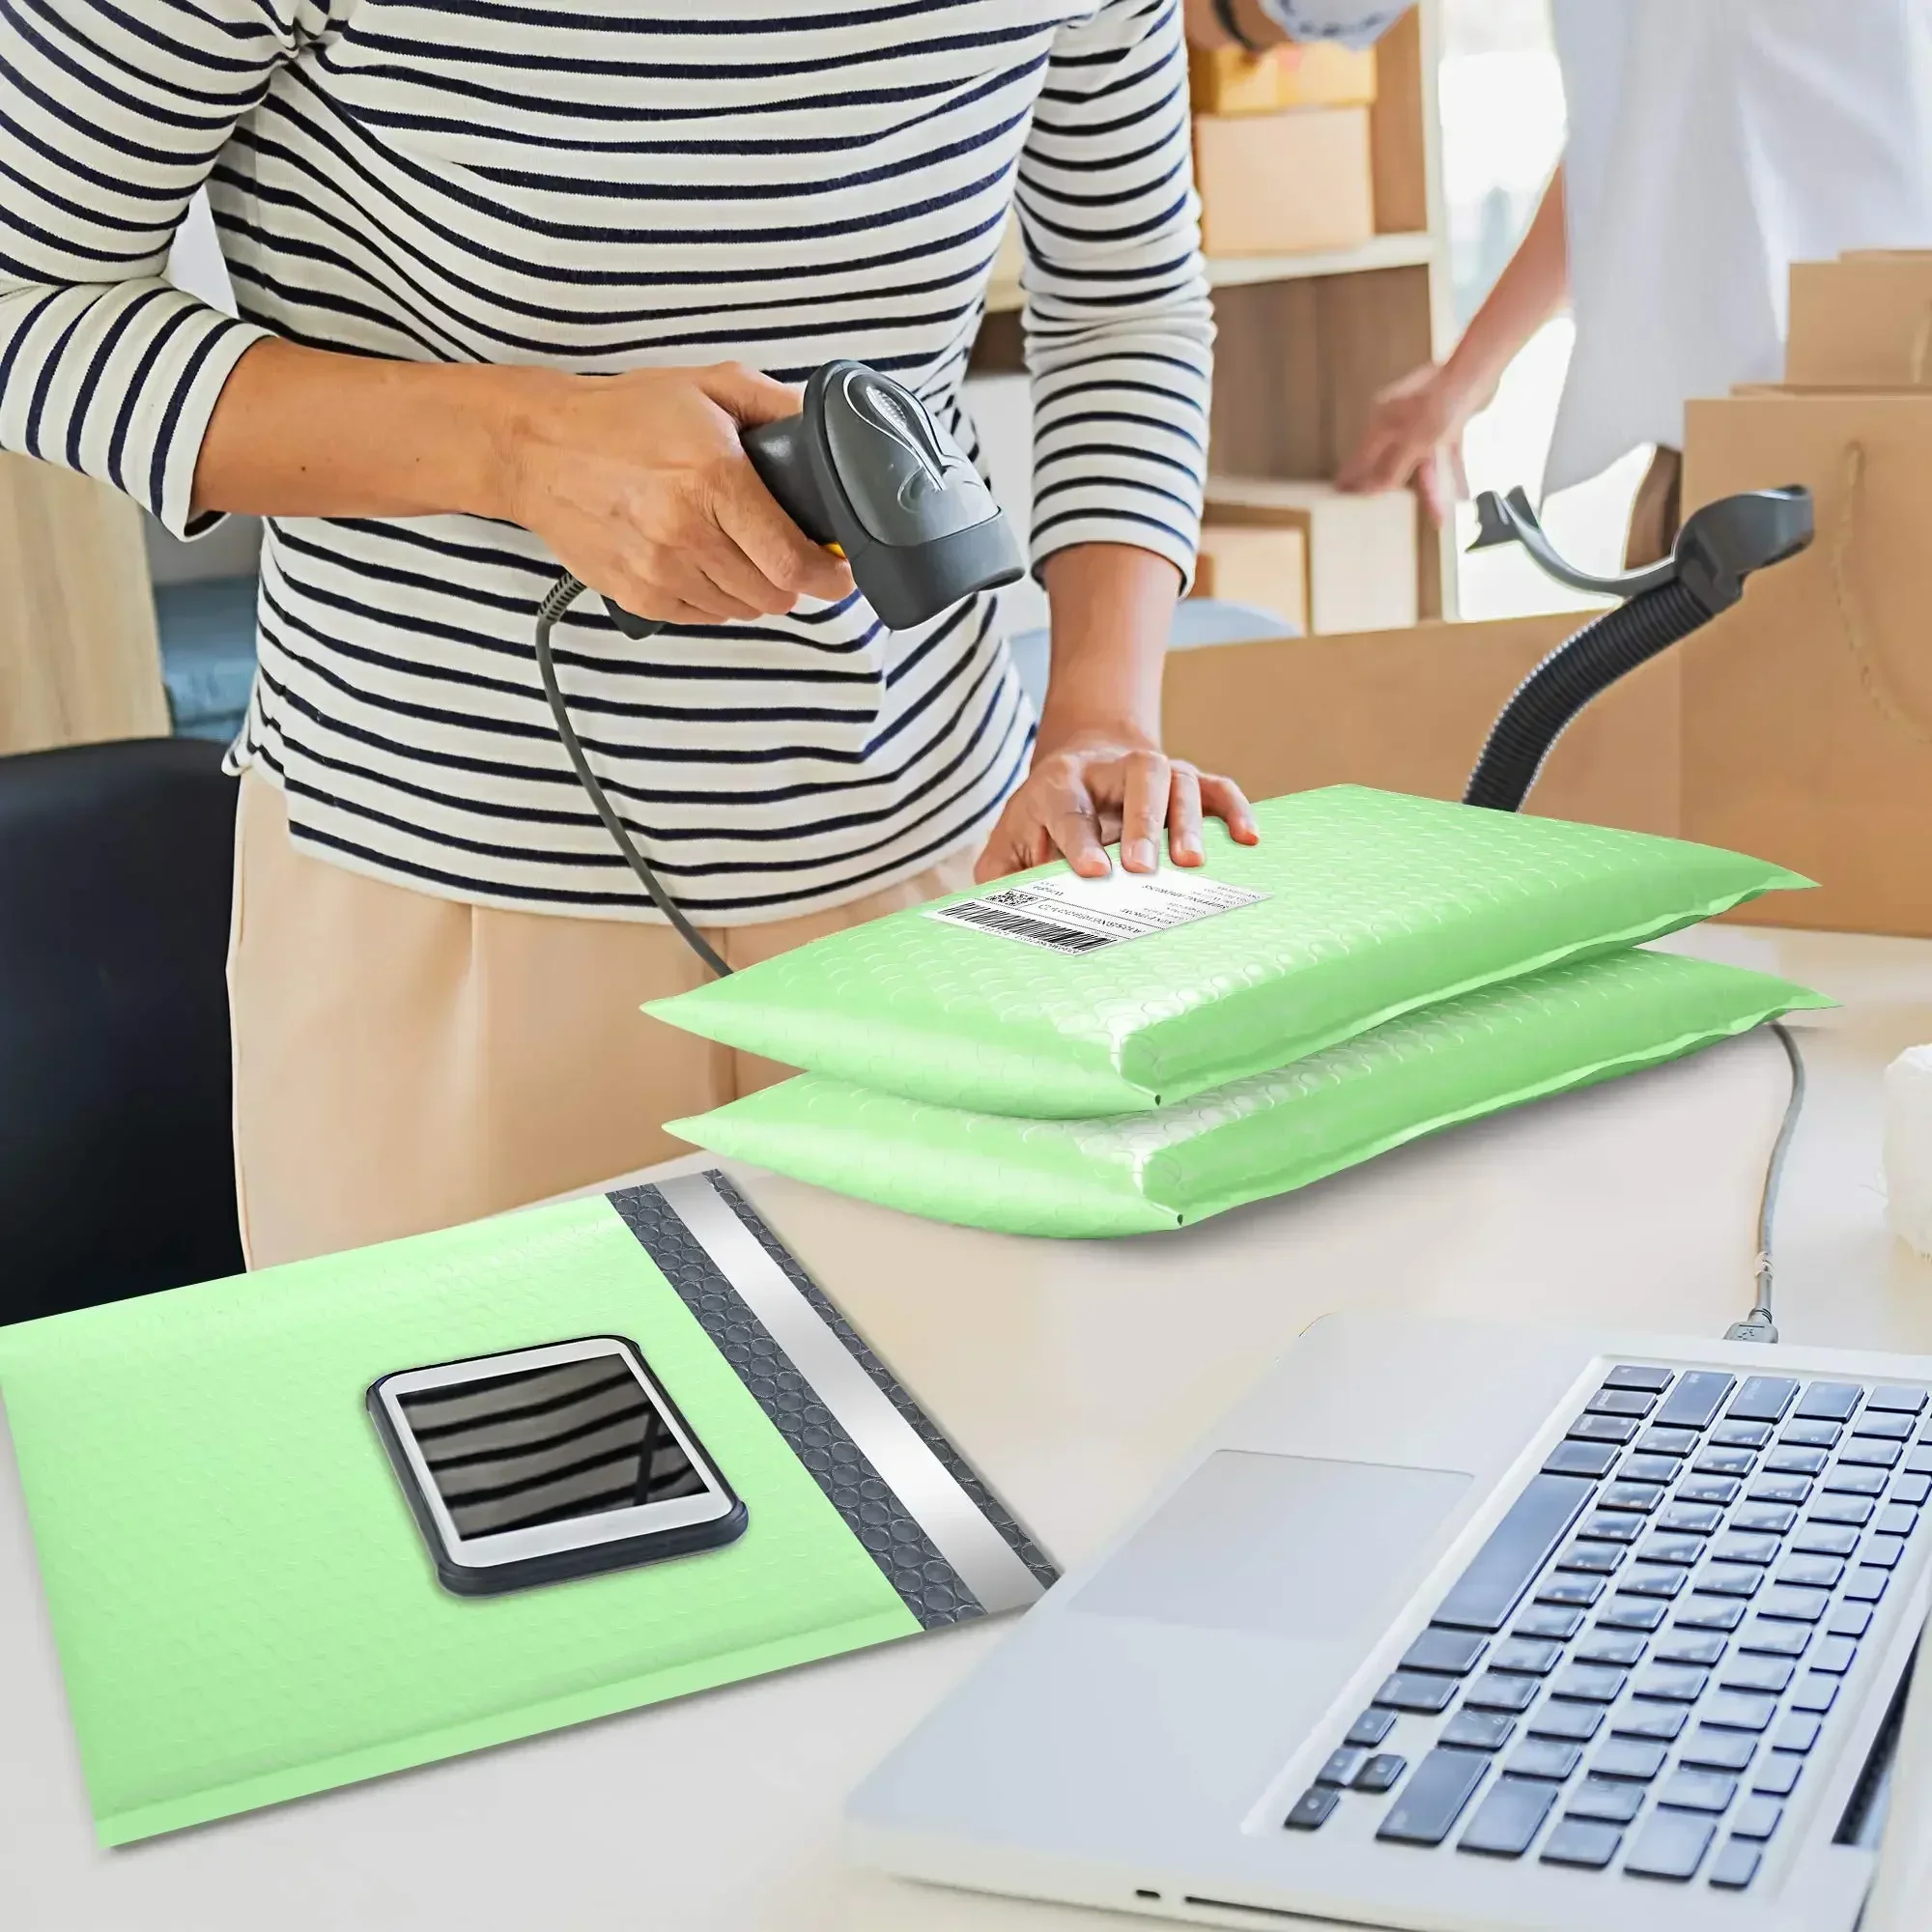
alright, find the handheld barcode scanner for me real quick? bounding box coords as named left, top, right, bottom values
left=534, top=359, right=1025, bottom=975
left=1462, top=481, right=1814, bottom=812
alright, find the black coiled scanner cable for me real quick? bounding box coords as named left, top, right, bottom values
left=1461, top=482, right=1815, bottom=811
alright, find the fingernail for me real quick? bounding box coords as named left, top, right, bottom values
left=1176, top=837, right=1203, bottom=864
left=1125, top=839, right=1155, bottom=871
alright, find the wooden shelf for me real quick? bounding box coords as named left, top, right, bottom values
left=982, top=230, right=1439, bottom=314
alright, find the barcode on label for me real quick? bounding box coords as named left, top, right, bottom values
left=930, top=899, right=1117, bottom=954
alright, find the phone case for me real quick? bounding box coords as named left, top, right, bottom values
left=366, top=1336, right=749, bottom=1597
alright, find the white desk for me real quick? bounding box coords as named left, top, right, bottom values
left=3, top=932, right=1929, bottom=1931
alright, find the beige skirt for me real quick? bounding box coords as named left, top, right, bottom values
left=227, top=775, right=975, bottom=1270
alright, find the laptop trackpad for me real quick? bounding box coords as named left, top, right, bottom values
left=1071, top=1451, right=1472, bottom=1642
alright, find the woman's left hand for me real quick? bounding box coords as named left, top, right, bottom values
left=974, top=724, right=1259, bottom=883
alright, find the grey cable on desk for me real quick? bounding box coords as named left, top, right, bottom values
left=532, top=572, right=732, bottom=979
left=1726, top=1020, right=1807, bottom=1346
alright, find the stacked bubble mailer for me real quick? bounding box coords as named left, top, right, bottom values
left=650, top=787, right=1829, bottom=1237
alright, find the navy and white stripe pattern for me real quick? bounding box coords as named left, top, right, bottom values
left=0, top=0, right=1211, bottom=922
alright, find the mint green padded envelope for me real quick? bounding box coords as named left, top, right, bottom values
left=0, top=1173, right=1052, bottom=1844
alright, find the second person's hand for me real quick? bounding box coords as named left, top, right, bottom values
left=1335, top=359, right=1482, bottom=526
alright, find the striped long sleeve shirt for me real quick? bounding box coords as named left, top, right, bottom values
left=0, top=0, right=1213, bottom=923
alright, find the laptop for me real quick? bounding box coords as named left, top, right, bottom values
left=847, top=1312, right=1932, bottom=1930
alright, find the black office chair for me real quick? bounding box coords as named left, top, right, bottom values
left=0, top=737, right=243, bottom=1323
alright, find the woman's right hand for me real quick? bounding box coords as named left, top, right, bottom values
left=1335, top=360, right=1486, bottom=526
left=497, top=360, right=855, bottom=626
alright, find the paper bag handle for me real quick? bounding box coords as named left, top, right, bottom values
left=1912, top=306, right=1932, bottom=385
left=1829, top=441, right=1932, bottom=746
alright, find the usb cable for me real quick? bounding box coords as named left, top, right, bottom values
left=1725, top=1021, right=1807, bottom=1346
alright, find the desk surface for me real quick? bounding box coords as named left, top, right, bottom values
left=4, top=930, right=1929, bottom=1932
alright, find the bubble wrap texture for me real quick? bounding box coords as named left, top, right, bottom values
left=0, top=1198, right=933, bottom=1843
left=645, top=787, right=1811, bottom=1119
left=609, top=1175, right=1055, bottom=1622
left=669, top=952, right=1831, bottom=1238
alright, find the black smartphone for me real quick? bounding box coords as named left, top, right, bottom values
left=368, top=1336, right=747, bottom=1596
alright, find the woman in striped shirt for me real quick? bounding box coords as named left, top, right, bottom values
left=2, top=0, right=1262, bottom=1266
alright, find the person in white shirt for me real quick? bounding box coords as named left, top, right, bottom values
left=1332, top=0, right=1932, bottom=563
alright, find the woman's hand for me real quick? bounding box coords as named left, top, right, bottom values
left=975, top=724, right=1258, bottom=883
left=1336, top=360, right=1483, bottom=526
left=499, top=362, right=854, bottom=624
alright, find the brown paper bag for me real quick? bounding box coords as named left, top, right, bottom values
left=1682, top=389, right=1932, bottom=934
left=1785, top=255, right=1932, bottom=387
left=1162, top=611, right=1681, bottom=836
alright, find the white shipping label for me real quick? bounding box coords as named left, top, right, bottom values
left=924, top=867, right=1267, bottom=956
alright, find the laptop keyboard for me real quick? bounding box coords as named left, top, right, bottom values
left=1283, top=1365, right=1927, bottom=1889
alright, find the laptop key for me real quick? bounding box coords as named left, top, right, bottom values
left=1659, top=1502, right=1724, bottom=1535
left=1316, top=1747, right=1367, bottom=1787
left=1790, top=1674, right=1838, bottom=1715
left=1750, top=1475, right=1812, bottom=1506
left=1728, top=1377, right=1799, bottom=1423
left=1356, top=1753, right=1406, bottom=1794
left=1694, top=1448, right=1756, bottom=1478
left=1677, top=1475, right=1742, bottom=1506
left=1374, top=1673, right=1459, bottom=1715
left=1633, top=1664, right=1709, bottom=1702
left=1704, top=1691, right=1778, bottom=1731
left=1610, top=1703, right=1686, bottom=1743
left=1637, top=1533, right=1705, bottom=1567
left=1844, top=1567, right=1889, bottom=1604
left=1891, top=1473, right=1932, bottom=1506
left=1588, top=1388, right=1655, bottom=1418
left=1811, top=1496, right=1876, bottom=1526
left=1910, top=1446, right=1932, bottom=1478
left=1852, top=1412, right=1917, bottom=1441
left=1730, top=1797, right=1782, bottom=1840
left=1540, top=1819, right=1623, bottom=1867
left=1597, top=1598, right=1668, bottom=1632
left=1862, top=1535, right=1909, bottom=1571
left=1566, top=1776, right=1646, bottom=1823
left=1751, top=1753, right=1803, bottom=1797
left=1809, top=1635, right=1858, bottom=1674
left=1465, top=1672, right=1539, bottom=1714
left=1440, top=1710, right=1517, bottom=1752
left=1591, top=1739, right=1666, bottom=1780
left=1866, top=1385, right=1927, bottom=1413
left=1600, top=1483, right=1665, bottom=1515
left=1557, top=1542, right=1625, bottom=1576
left=1550, top=1664, right=1626, bottom=1703
left=1536, top=1575, right=1604, bottom=1607
left=1376, top=1747, right=1491, bottom=1846
left=1507, top=1741, right=1582, bottom=1781
left=1789, top=1522, right=1861, bottom=1557
left=1785, top=1419, right=1844, bottom=1448
left=1637, top=1426, right=1699, bottom=1459
left=1773, top=1714, right=1822, bottom=1753
left=1658, top=1769, right=1736, bottom=1813
left=1458, top=1776, right=1556, bottom=1858
left=1824, top=1466, right=1889, bottom=1498
left=1694, top=1563, right=1762, bottom=1599
left=1828, top=1604, right=1873, bottom=1639
left=1654, top=1632, right=1727, bottom=1666
left=1515, top=1605, right=1587, bottom=1640
left=1401, top=1628, right=1489, bottom=1676
left=1759, top=1585, right=1832, bottom=1623
left=1672, top=1599, right=1745, bottom=1633
left=1739, top=1617, right=1811, bottom=1658
left=1433, top=1474, right=1596, bottom=1633
left=1492, top=1636, right=1564, bottom=1675
left=1712, top=1421, right=1774, bottom=1449
left=1624, top=1453, right=1683, bottom=1486
left=1618, top=1565, right=1685, bottom=1600
left=1680, top=1727, right=1756, bottom=1773
left=1708, top=1839, right=1762, bottom=1889
left=1875, top=1502, right=1921, bottom=1538
left=1732, top=1502, right=1799, bottom=1535
left=1544, top=1439, right=1622, bottom=1480
left=1776, top=1555, right=1844, bottom=1590
left=1284, top=1786, right=1340, bottom=1831
left=1657, top=1373, right=1735, bottom=1431
left=1719, top=1656, right=1793, bottom=1695
left=1795, top=1381, right=1863, bottom=1422
left=1529, top=1702, right=1605, bottom=1743
left=1765, top=1446, right=1829, bottom=1475
left=1577, top=1632, right=1650, bottom=1667
left=1840, top=1439, right=1902, bottom=1468
left=1711, top=1531, right=1780, bottom=1567
left=1345, top=1707, right=1397, bottom=1749
left=1606, top=1365, right=1675, bottom=1392
left=1625, top=1811, right=1716, bottom=1881
left=1570, top=1414, right=1639, bottom=1446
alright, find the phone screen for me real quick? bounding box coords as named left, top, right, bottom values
left=396, top=1351, right=710, bottom=1540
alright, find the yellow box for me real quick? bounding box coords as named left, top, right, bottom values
left=1188, top=42, right=1378, bottom=115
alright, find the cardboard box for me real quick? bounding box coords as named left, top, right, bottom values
left=1203, top=477, right=1416, bottom=633
left=1189, top=43, right=1377, bottom=116
left=1785, top=254, right=1932, bottom=387
left=1162, top=612, right=1680, bottom=837
left=1191, top=525, right=1309, bottom=628
left=1193, top=107, right=1375, bottom=257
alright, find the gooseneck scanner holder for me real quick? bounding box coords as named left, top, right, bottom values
left=1463, top=482, right=1814, bottom=812
left=533, top=360, right=1024, bottom=975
